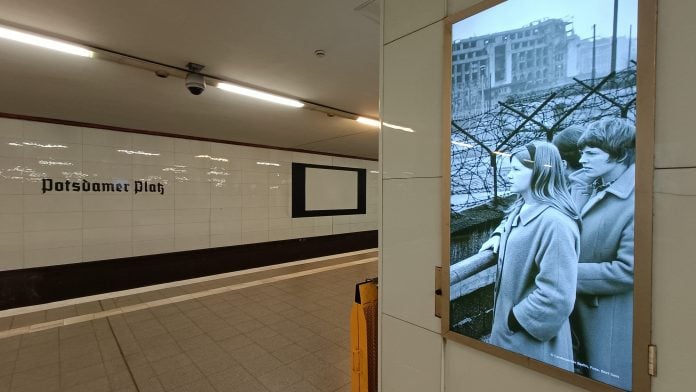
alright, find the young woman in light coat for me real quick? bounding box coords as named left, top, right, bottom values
left=480, top=142, right=580, bottom=371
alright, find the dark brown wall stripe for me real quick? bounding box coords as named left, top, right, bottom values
left=0, top=230, right=377, bottom=310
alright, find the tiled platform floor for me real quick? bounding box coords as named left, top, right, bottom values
left=0, top=253, right=378, bottom=392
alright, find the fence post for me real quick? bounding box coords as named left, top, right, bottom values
left=490, top=152, right=499, bottom=205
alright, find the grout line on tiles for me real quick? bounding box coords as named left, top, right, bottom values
left=654, top=191, right=696, bottom=197
left=0, top=248, right=377, bottom=318
left=291, top=130, right=374, bottom=149
left=383, top=18, right=444, bottom=46
left=0, top=256, right=378, bottom=339
left=382, top=312, right=443, bottom=336
left=107, top=315, right=142, bottom=392
left=654, top=166, right=696, bottom=170
left=382, top=176, right=442, bottom=181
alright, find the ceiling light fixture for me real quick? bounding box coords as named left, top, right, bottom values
left=356, top=117, right=413, bottom=132
left=117, top=149, right=160, bottom=156
left=0, top=24, right=378, bottom=121
left=384, top=122, right=414, bottom=133
left=217, top=82, right=304, bottom=108
left=356, top=117, right=380, bottom=127
left=0, top=25, right=93, bottom=58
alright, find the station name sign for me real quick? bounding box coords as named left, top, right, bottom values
left=42, top=179, right=165, bottom=195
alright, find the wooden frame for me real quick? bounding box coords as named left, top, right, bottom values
left=440, top=0, right=656, bottom=390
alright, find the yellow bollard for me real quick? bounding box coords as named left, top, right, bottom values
left=351, top=278, right=378, bottom=392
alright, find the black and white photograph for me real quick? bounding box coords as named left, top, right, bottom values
left=447, top=0, right=638, bottom=390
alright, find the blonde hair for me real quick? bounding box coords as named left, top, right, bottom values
left=510, top=142, right=580, bottom=223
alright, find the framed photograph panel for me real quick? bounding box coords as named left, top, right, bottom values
left=291, top=163, right=367, bottom=217
left=441, top=0, right=656, bottom=390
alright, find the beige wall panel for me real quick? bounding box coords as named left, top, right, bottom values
left=381, top=315, right=442, bottom=392
left=0, top=232, right=23, bottom=271
left=83, top=227, right=131, bottom=246
left=0, top=136, right=23, bottom=158
left=23, top=121, right=82, bottom=144
left=447, top=0, right=488, bottom=15
left=0, top=195, right=23, bottom=214
left=84, top=211, right=132, bottom=229
left=383, top=22, right=444, bottom=179
left=24, top=229, right=81, bottom=250
left=24, top=212, right=82, bottom=232
left=0, top=249, right=23, bottom=271
left=83, top=128, right=132, bottom=149
left=24, top=247, right=81, bottom=268
left=654, top=1, right=696, bottom=168
left=133, top=239, right=174, bottom=257
left=384, top=0, right=446, bottom=44
left=652, top=168, right=696, bottom=391
left=382, top=178, right=441, bottom=332
left=84, top=242, right=133, bottom=263
left=0, top=214, right=23, bottom=233
left=0, top=117, right=23, bottom=139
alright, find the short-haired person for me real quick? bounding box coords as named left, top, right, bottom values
left=552, top=125, right=585, bottom=177
left=480, top=142, right=580, bottom=371
left=553, top=124, right=596, bottom=216
left=572, top=117, right=635, bottom=390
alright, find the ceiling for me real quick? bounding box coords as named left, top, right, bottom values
left=0, top=0, right=380, bottom=159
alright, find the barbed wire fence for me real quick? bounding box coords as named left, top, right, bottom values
left=450, top=66, right=637, bottom=213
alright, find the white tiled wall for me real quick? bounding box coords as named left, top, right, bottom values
left=0, top=118, right=378, bottom=271
left=380, top=1, right=447, bottom=389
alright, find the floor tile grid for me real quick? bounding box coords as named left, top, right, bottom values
left=0, top=260, right=377, bottom=391
left=4, top=318, right=139, bottom=392
left=0, top=257, right=377, bottom=342
left=0, top=249, right=377, bottom=320
left=0, top=251, right=377, bottom=334
left=105, top=261, right=376, bottom=392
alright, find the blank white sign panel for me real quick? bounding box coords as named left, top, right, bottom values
left=305, top=168, right=358, bottom=211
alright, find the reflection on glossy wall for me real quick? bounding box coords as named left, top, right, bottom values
left=0, top=117, right=378, bottom=271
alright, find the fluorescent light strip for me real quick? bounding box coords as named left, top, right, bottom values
left=23, top=142, right=67, bottom=148
left=384, top=122, right=414, bottom=133
left=117, top=149, right=160, bottom=156
left=195, top=155, right=229, bottom=162
left=38, top=160, right=73, bottom=166
left=356, top=117, right=414, bottom=132
left=217, top=82, right=304, bottom=108
left=356, top=117, right=380, bottom=127
left=0, top=26, right=391, bottom=126
left=162, top=168, right=186, bottom=173
left=0, top=26, right=93, bottom=58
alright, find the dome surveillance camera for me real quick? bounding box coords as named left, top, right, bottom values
left=185, top=72, right=205, bottom=95
left=185, top=62, right=206, bottom=95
